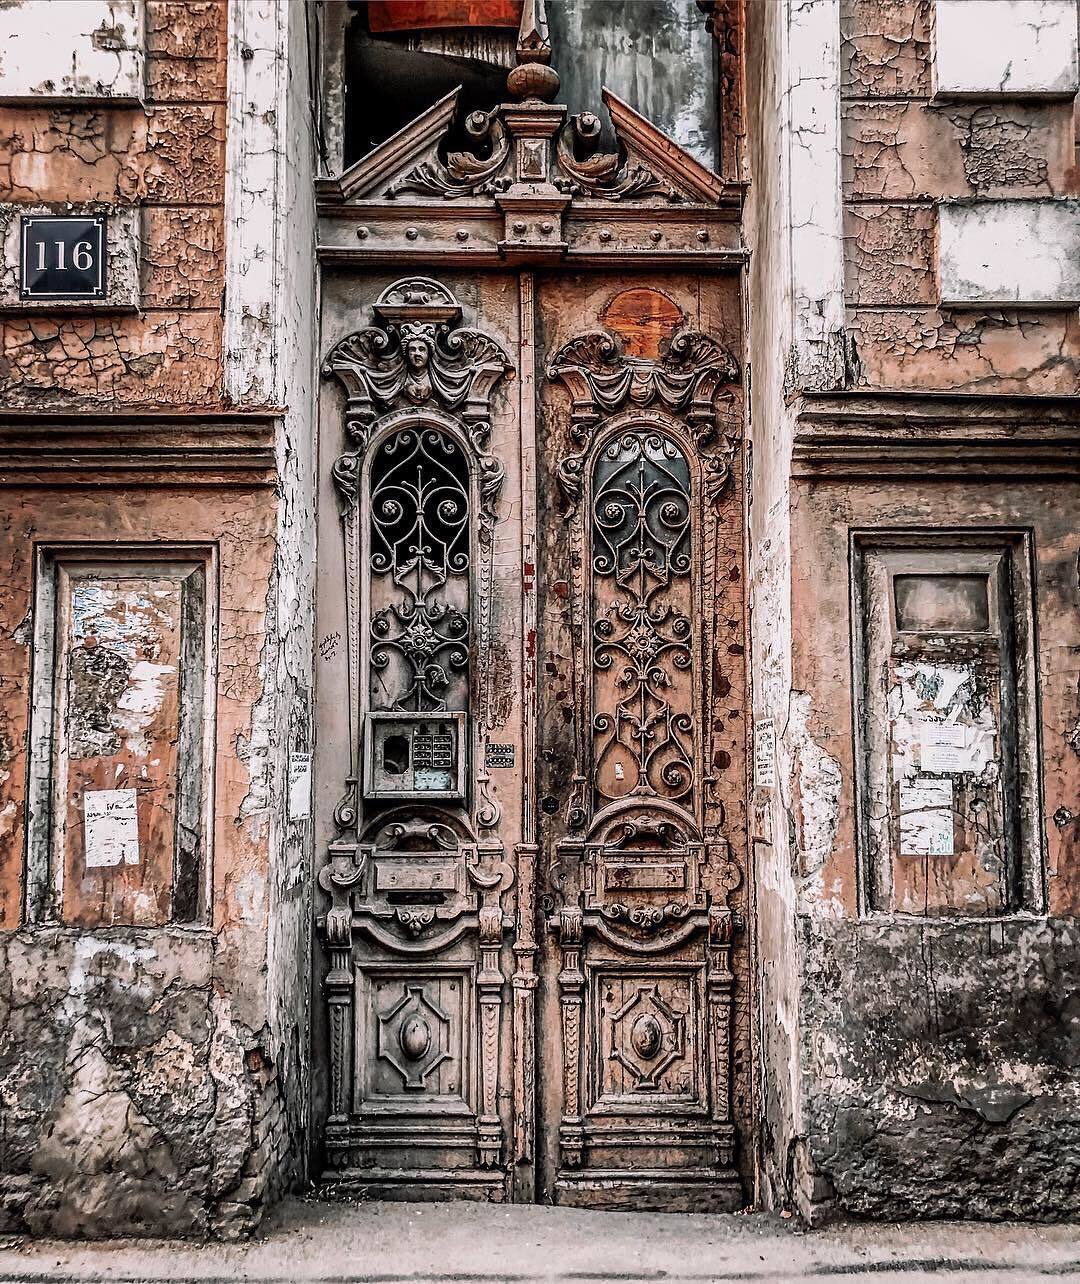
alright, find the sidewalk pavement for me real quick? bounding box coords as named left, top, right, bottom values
left=0, top=1197, right=1078, bottom=1283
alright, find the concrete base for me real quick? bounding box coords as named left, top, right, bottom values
left=3, top=1198, right=1080, bottom=1281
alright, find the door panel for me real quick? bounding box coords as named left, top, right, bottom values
left=314, top=268, right=748, bottom=1208
left=534, top=275, right=747, bottom=1210
left=317, top=273, right=524, bottom=1199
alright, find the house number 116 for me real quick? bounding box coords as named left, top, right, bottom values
left=20, top=215, right=106, bottom=300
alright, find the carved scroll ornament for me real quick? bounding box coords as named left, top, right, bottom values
left=323, top=278, right=512, bottom=519
left=388, top=108, right=512, bottom=201
left=555, top=111, right=675, bottom=202
left=547, top=328, right=739, bottom=508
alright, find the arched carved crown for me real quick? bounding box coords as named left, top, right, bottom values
left=324, top=278, right=512, bottom=427
left=547, top=327, right=740, bottom=507
left=323, top=278, right=512, bottom=512
left=548, top=328, right=739, bottom=439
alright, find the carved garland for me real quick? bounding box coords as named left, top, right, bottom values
left=547, top=328, right=739, bottom=511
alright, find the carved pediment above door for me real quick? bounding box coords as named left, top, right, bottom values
left=316, top=14, right=745, bottom=269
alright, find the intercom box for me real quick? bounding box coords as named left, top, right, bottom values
left=363, top=710, right=467, bottom=801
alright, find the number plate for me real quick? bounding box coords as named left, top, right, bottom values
left=485, top=742, right=515, bottom=769
left=20, top=215, right=106, bottom=300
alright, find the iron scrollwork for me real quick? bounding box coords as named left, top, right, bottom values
left=323, top=278, right=511, bottom=526
left=592, top=432, right=695, bottom=806
left=369, top=428, right=471, bottom=714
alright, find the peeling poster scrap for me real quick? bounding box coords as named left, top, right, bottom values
left=754, top=719, right=776, bottom=790
left=899, top=776, right=954, bottom=857
left=288, top=751, right=312, bottom=822
left=83, top=788, right=140, bottom=868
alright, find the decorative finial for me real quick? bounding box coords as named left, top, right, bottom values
left=507, top=0, right=560, bottom=102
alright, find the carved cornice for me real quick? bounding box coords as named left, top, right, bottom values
left=0, top=413, right=279, bottom=487
left=316, top=49, right=742, bottom=267
left=792, top=391, right=1080, bottom=480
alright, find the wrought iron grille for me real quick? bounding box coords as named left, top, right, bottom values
left=368, top=427, right=471, bottom=713
left=591, top=432, right=695, bottom=804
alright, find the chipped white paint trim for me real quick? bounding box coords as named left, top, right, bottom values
left=783, top=0, right=847, bottom=391
left=224, top=0, right=288, bottom=405
left=939, top=199, right=1080, bottom=307
left=0, top=0, right=144, bottom=103
left=786, top=689, right=844, bottom=917
left=934, top=0, right=1080, bottom=100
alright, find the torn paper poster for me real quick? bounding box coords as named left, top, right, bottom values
left=889, top=661, right=997, bottom=782
left=754, top=719, right=776, bottom=790
left=83, top=788, right=140, bottom=868
left=916, top=715, right=975, bottom=774
left=899, top=777, right=955, bottom=857
left=288, top=750, right=312, bottom=822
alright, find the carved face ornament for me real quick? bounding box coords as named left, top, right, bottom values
left=397, top=328, right=433, bottom=403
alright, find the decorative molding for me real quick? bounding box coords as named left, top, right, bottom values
left=323, top=278, right=512, bottom=518
left=321, top=83, right=726, bottom=213
left=0, top=414, right=279, bottom=487
left=547, top=328, right=739, bottom=507
left=793, top=391, right=1080, bottom=480
left=319, top=89, right=462, bottom=205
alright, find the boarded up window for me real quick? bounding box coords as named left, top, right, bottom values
left=853, top=534, right=1043, bottom=918
left=28, top=548, right=214, bottom=926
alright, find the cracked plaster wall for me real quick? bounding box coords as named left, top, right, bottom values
left=840, top=0, right=1080, bottom=389
left=787, top=482, right=1080, bottom=1221
left=0, top=1, right=227, bottom=409
left=0, top=492, right=286, bottom=1237
left=0, top=0, right=319, bottom=1238
left=742, top=0, right=805, bottom=1214
left=747, top=0, right=1080, bottom=1223
left=0, top=1, right=144, bottom=103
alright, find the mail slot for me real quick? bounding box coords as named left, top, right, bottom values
left=605, top=861, right=688, bottom=891
left=363, top=711, right=467, bottom=800
left=375, top=857, right=460, bottom=893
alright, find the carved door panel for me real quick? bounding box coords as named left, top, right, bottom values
left=315, top=270, right=749, bottom=1208
left=533, top=275, right=749, bottom=1211
left=317, top=275, right=527, bottom=1200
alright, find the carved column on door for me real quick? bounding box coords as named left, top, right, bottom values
left=470, top=855, right=513, bottom=1169
left=704, top=837, right=741, bottom=1144
left=556, top=905, right=585, bottom=1168
left=477, top=904, right=504, bottom=1168
left=319, top=841, right=366, bottom=1124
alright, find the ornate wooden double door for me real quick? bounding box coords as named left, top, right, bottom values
left=314, top=88, right=750, bottom=1210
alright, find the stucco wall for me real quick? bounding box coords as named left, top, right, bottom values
left=0, top=0, right=318, bottom=1237
left=789, top=476, right=1080, bottom=1219
left=841, top=0, right=1080, bottom=389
